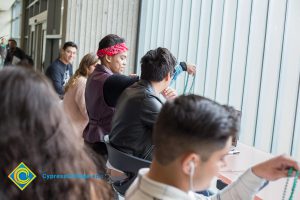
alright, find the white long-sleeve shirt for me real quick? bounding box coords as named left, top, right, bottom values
left=126, top=168, right=266, bottom=200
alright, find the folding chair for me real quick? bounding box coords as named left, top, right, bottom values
left=104, top=135, right=151, bottom=196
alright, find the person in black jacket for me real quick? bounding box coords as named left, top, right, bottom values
left=46, top=41, right=77, bottom=99
left=4, top=39, right=25, bottom=66
left=109, top=47, right=178, bottom=160
left=84, top=35, right=195, bottom=158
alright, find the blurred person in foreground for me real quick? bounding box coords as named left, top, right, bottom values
left=126, top=94, right=300, bottom=200
left=0, top=67, right=113, bottom=200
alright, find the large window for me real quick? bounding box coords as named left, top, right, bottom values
left=11, top=1, right=21, bottom=45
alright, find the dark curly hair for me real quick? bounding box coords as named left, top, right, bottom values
left=98, top=34, right=125, bottom=50
left=0, top=67, right=113, bottom=200
left=140, top=47, right=177, bottom=82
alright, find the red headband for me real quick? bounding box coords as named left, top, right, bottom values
left=97, top=42, right=128, bottom=58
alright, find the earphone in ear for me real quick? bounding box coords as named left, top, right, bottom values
left=189, top=161, right=195, bottom=177
left=189, top=161, right=196, bottom=194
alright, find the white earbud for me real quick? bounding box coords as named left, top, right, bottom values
left=189, top=161, right=195, bottom=177
left=188, top=161, right=196, bottom=199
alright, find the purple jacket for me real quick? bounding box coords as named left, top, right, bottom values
left=83, top=64, right=115, bottom=143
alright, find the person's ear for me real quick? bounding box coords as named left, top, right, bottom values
left=182, top=153, right=200, bottom=176
left=105, top=55, right=112, bottom=63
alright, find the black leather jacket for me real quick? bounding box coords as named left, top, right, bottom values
left=109, top=80, right=163, bottom=160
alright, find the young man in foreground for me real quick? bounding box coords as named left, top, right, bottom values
left=126, top=94, right=299, bottom=200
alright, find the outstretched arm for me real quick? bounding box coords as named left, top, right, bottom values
left=252, top=154, right=300, bottom=181
left=171, top=62, right=196, bottom=85
left=209, top=155, right=300, bottom=200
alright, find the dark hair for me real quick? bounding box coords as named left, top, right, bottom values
left=63, top=41, right=78, bottom=50
left=153, top=94, right=239, bottom=165
left=8, top=38, right=17, bottom=45
left=0, top=67, right=112, bottom=200
left=224, top=106, right=241, bottom=146
left=140, top=47, right=177, bottom=82
left=98, top=34, right=125, bottom=50
left=17, top=55, right=34, bottom=69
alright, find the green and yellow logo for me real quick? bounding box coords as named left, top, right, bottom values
left=8, top=162, right=36, bottom=190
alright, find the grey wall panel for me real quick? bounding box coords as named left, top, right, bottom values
left=176, top=0, right=191, bottom=94
left=95, top=0, right=104, bottom=51
left=254, top=0, right=287, bottom=152
left=156, top=0, right=167, bottom=47
left=137, top=0, right=300, bottom=160
left=163, top=0, right=175, bottom=49
left=228, top=0, right=252, bottom=110
left=170, top=0, right=182, bottom=58
left=203, top=0, right=224, bottom=100
left=65, top=0, right=139, bottom=74
left=271, top=0, right=300, bottom=155
left=292, top=80, right=300, bottom=159
left=77, top=0, right=87, bottom=63
left=215, top=0, right=238, bottom=105
left=127, top=0, right=139, bottom=73
left=240, top=0, right=269, bottom=145
left=196, top=0, right=212, bottom=95
left=186, top=0, right=202, bottom=94
left=187, top=0, right=202, bottom=64
left=135, top=0, right=148, bottom=75
left=89, top=0, right=98, bottom=52
left=150, top=0, right=159, bottom=49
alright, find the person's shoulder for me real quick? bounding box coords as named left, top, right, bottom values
left=142, top=84, right=161, bottom=102
left=77, top=76, right=87, bottom=85
left=48, top=59, right=60, bottom=66
left=45, top=63, right=54, bottom=74
left=53, top=59, right=66, bottom=68
left=66, top=62, right=73, bottom=69
left=110, top=73, right=136, bottom=81
left=141, top=93, right=162, bottom=112
left=46, top=59, right=61, bottom=73
left=16, top=47, right=25, bottom=54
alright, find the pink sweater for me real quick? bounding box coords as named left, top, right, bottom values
left=63, top=76, right=88, bottom=139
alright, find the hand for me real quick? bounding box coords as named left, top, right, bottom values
left=251, top=154, right=300, bottom=181
left=186, top=64, right=196, bottom=76
left=161, top=87, right=177, bottom=100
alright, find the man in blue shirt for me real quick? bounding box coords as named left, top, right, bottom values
left=46, top=41, right=77, bottom=99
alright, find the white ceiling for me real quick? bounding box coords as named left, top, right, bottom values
left=0, top=0, right=16, bottom=11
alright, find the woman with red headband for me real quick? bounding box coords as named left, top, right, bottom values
left=83, top=34, right=137, bottom=157
left=83, top=34, right=196, bottom=157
